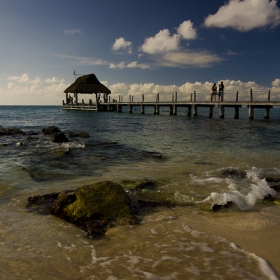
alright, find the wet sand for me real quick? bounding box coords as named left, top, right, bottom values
left=184, top=207, right=280, bottom=278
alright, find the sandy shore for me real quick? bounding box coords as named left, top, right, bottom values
left=184, top=206, right=280, bottom=278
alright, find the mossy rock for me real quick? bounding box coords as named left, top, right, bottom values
left=51, top=181, right=139, bottom=237
left=42, top=126, right=61, bottom=134
left=78, top=132, right=89, bottom=138
left=274, top=199, right=280, bottom=205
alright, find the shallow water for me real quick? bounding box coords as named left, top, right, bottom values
left=0, top=105, right=280, bottom=279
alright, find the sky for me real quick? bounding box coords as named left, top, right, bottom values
left=1, top=0, right=280, bottom=105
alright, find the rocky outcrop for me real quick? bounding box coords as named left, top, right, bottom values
left=41, top=126, right=61, bottom=134
left=51, top=133, right=69, bottom=143
left=0, top=128, right=25, bottom=136
left=27, top=181, right=139, bottom=237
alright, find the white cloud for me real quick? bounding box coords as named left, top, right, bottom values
left=272, top=78, right=280, bottom=87
left=8, top=73, right=41, bottom=84
left=64, top=29, right=82, bottom=35
left=177, top=20, right=197, bottom=39
left=109, top=61, right=150, bottom=69
left=139, top=29, right=181, bottom=54
left=159, top=51, right=224, bottom=68
left=44, top=77, right=65, bottom=83
left=204, top=0, right=280, bottom=31
left=112, top=37, right=133, bottom=54
left=57, top=54, right=108, bottom=66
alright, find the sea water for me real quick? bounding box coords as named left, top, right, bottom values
left=0, top=105, right=280, bottom=279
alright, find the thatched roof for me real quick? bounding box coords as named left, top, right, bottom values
left=64, top=74, right=111, bottom=94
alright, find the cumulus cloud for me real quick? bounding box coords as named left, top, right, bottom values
left=56, top=54, right=108, bottom=66
left=177, top=20, right=197, bottom=39
left=204, top=0, right=280, bottom=31
left=44, top=77, right=65, bottom=83
left=112, top=37, right=133, bottom=54
left=64, top=29, right=82, bottom=35
left=8, top=73, right=41, bottom=84
left=139, top=29, right=181, bottom=54
left=272, top=78, right=280, bottom=87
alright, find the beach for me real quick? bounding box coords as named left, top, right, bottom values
left=0, top=105, right=280, bottom=279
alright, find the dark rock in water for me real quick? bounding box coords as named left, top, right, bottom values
left=220, top=168, right=246, bottom=179
left=42, top=126, right=61, bottom=134
left=0, top=128, right=25, bottom=136
left=265, top=177, right=280, bottom=192
left=120, top=179, right=158, bottom=191
left=211, top=201, right=233, bottom=211
left=50, top=181, right=139, bottom=238
left=52, top=133, right=69, bottom=143
left=51, top=146, right=70, bottom=156
left=78, top=132, right=89, bottom=138
left=263, top=194, right=276, bottom=202
left=67, top=131, right=90, bottom=138
left=27, top=192, right=61, bottom=215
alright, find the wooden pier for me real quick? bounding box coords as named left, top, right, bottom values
left=62, top=90, right=280, bottom=119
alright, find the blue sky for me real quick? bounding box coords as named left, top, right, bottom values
left=1, top=0, right=280, bottom=105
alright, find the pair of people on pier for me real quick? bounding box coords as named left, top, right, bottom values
left=211, top=81, right=224, bottom=102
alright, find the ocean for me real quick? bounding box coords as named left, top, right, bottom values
left=0, top=105, right=280, bottom=279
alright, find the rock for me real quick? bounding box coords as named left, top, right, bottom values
left=78, top=132, right=89, bottom=138
left=211, top=201, right=233, bottom=211
left=51, top=147, right=70, bottom=156
left=265, top=177, right=280, bottom=192
left=274, top=199, right=280, bottom=205
left=220, top=168, right=246, bottom=179
left=0, top=128, right=25, bottom=136
left=51, top=133, right=69, bottom=143
left=26, top=192, right=61, bottom=215
left=120, top=179, right=158, bottom=191
left=50, top=181, right=139, bottom=237
left=42, top=126, right=61, bottom=134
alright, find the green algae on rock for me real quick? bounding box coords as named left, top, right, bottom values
left=50, top=181, right=139, bottom=237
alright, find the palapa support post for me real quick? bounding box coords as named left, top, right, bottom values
left=194, top=91, right=196, bottom=102
left=119, top=95, right=121, bottom=102
left=175, top=92, right=177, bottom=102
left=190, top=93, right=193, bottom=102
left=219, top=106, right=224, bottom=119
left=236, top=91, right=239, bottom=102
left=142, top=94, right=144, bottom=103
left=268, top=90, right=271, bottom=102
left=141, top=94, right=145, bottom=114
left=250, top=89, right=253, bottom=102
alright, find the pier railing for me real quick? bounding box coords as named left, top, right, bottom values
left=62, top=88, right=280, bottom=119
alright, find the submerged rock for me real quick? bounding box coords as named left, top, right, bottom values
left=52, top=133, right=69, bottom=143
left=27, top=192, right=61, bottom=215
left=220, top=168, right=246, bottom=179
left=42, top=126, right=61, bottom=134
left=0, top=128, right=25, bottom=136
left=50, top=181, right=139, bottom=237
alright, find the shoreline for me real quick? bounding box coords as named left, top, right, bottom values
left=184, top=209, right=280, bottom=278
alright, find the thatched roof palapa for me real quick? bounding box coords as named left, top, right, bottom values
left=64, top=74, right=111, bottom=94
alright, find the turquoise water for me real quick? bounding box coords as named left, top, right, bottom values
left=0, top=105, right=280, bottom=279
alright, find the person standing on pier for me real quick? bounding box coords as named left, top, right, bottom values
left=218, top=81, right=224, bottom=102
left=211, top=83, right=217, bottom=101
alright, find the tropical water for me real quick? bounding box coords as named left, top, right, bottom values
left=0, top=105, right=280, bottom=279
